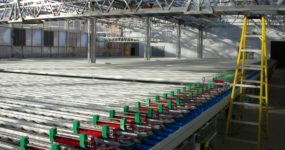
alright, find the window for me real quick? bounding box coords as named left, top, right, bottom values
left=12, top=28, right=26, bottom=46
left=44, top=31, right=54, bottom=46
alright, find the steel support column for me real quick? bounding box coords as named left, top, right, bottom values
left=88, top=18, right=97, bottom=63
left=145, top=17, right=151, bottom=60
left=10, top=24, right=14, bottom=58
left=41, top=24, right=44, bottom=57
left=64, top=20, right=69, bottom=56
left=176, top=24, right=181, bottom=59
left=197, top=28, right=203, bottom=59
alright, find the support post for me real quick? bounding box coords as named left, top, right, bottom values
left=10, top=24, right=14, bottom=58
left=64, top=20, right=69, bottom=56
left=145, top=17, right=151, bottom=60
left=197, top=28, right=203, bottom=59
left=176, top=24, right=181, bottom=59
left=41, top=24, right=44, bottom=57
left=88, top=18, right=97, bottom=63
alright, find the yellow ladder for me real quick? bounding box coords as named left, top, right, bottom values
left=224, top=16, right=269, bottom=150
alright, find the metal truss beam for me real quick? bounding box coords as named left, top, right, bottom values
left=0, top=0, right=284, bottom=24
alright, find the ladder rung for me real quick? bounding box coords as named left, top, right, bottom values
left=235, top=84, right=260, bottom=88
left=231, top=120, right=259, bottom=126
left=226, top=137, right=257, bottom=145
left=241, top=49, right=261, bottom=54
left=239, top=65, right=261, bottom=70
left=245, top=34, right=262, bottom=38
left=243, top=80, right=261, bottom=84
left=233, top=102, right=260, bottom=108
left=245, top=94, right=266, bottom=100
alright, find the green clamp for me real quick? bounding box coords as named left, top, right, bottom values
left=199, top=88, right=203, bottom=94
left=109, top=110, right=115, bottom=119
left=20, top=136, right=29, bottom=150
left=79, top=134, right=87, bottom=148
left=170, top=91, right=175, bottom=97
left=182, top=87, right=186, bottom=92
left=147, top=108, right=153, bottom=118
left=158, top=104, right=163, bottom=113
left=135, top=113, right=141, bottom=124
left=93, top=115, right=99, bottom=125
left=189, top=92, right=193, bottom=99
left=163, top=93, right=168, bottom=100
left=49, top=128, right=57, bottom=142
left=183, top=94, right=187, bottom=100
left=135, top=102, right=141, bottom=110
left=123, top=105, right=129, bottom=113
left=207, top=84, right=211, bottom=90
left=176, top=89, right=181, bottom=94
left=194, top=89, right=198, bottom=95
left=120, top=118, right=126, bottom=130
left=51, top=143, right=61, bottom=150
left=102, top=125, right=109, bottom=139
left=146, top=98, right=151, bottom=105
left=167, top=100, right=173, bottom=110
left=187, top=85, right=192, bottom=90
left=176, top=98, right=181, bottom=106
left=155, top=96, right=160, bottom=102
left=72, top=121, right=80, bottom=134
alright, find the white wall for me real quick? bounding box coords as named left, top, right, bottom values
left=1, top=20, right=284, bottom=59
left=131, top=24, right=285, bottom=59
left=0, top=26, right=88, bottom=58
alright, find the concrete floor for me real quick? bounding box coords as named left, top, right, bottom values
left=263, top=69, right=285, bottom=150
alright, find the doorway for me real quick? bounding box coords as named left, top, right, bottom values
left=271, top=41, right=285, bottom=68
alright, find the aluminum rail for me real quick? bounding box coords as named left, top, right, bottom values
left=0, top=0, right=284, bottom=23
left=0, top=127, right=51, bottom=148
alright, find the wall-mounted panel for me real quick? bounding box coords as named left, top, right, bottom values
left=58, top=47, right=66, bottom=56
left=54, top=31, right=59, bottom=47
left=0, top=46, right=11, bottom=58
left=12, top=46, right=23, bottom=58
left=31, top=47, right=42, bottom=57
left=0, top=27, right=11, bottom=45
left=43, top=47, right=51, bottom=57
left=26, top=29, right=32, bottom=46
left=77, top=33, right=81, bottom=47
left=51, top=47, right=59, bottom=57
left=81, top=33, right=87, bottom=48
left=32, top=30, right=41, bottom=46
left=23, top=46, right=32, bottom=57
left=59, top=32, right=66, bottom=47
left=68, top=32, right=77, bottom=47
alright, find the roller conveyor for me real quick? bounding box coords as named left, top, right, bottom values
left=0, top=68, right=245, bottom=150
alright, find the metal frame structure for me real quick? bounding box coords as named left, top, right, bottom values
left=0, top=0, right=284, bottom=24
